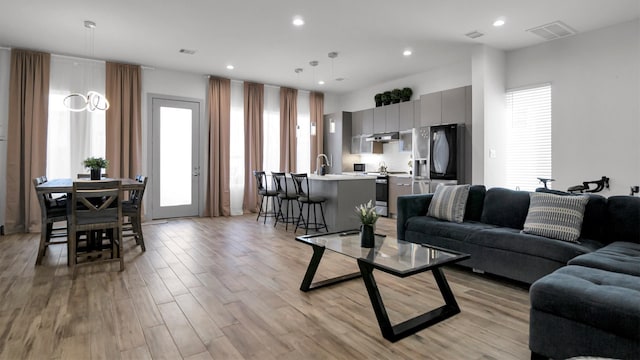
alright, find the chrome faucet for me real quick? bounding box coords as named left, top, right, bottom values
left=316, top=154, right=331, bottom=175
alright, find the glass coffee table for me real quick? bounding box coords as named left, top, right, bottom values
left=296, top=230, right=470, bottom=342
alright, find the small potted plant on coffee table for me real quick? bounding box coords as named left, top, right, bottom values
left=83, top=156, right=109, bottom=180
left=355, top=200, right=379, bottom=248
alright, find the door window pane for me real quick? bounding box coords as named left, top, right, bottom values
left=160, top=106, right=192, bottom=206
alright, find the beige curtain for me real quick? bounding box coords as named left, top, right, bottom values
left=105, top=62, right=142, bottom=179
left=309, top=92, right=324, bottom=172
left=242, top=82, right=264, bottom=214
left=279, top=87, right=297, bottom=172
left=5, top=49, right=50, bottom=234
left=204, top=77, right=231, bottom=217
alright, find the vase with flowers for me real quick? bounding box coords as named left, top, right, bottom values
left=355, top=200, right=379, bottom=248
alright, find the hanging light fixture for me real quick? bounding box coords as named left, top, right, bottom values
left=63, top=20, right=110, bottom=112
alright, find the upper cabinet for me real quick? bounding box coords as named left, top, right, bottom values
left=399, top=101, right=415, bottom=131
left=385, top=103, right=399, bottom=132
left=352, top=109, right=364, bottom=136
left=323, top=112, right=352, bottom=173
left=442, top=87, right=467, bottom=125
left=373, top=107, right=386, bottom=133
left=420, top=92, right=442, bottom=126
left=419, top=85, right=471, bottom=126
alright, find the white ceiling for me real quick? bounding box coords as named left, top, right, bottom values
left=1, top=0, right=638, bottom=94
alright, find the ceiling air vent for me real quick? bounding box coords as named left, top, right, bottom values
left=465, top=30, right=484, bottom=39
left=527, top=21, right=576, bottom=41
left=179, top=49, right=196, bottom=55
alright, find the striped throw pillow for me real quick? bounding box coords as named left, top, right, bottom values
left=427, top=184, right=470, bottom=223
left=522, top=192, right=589, bottom=243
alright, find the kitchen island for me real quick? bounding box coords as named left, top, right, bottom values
left=306, top=174, right=376, bottom=232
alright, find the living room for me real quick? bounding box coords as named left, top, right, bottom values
left=0, top=1, right=638, bottom=359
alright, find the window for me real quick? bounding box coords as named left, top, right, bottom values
left=296, top=90, right=310, bottom=174
left=506, top=84, right=552, bottom=191
left=263, top=85, right=280, bottom=173
left=229, top=81, right=245, bottom=215
left=47, top=56, right=106, bottom=179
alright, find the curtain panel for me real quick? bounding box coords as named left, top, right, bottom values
left=242, top=82, right=264, bottom=213
left=309, top=92, right=324, bottom=172
left=204, top=76, right=231, bottom=217
left=105, top=62, right=142, bottom=179
left=5, top=49, right=50, bottom=234
left=279, top=87, right=297, bottom=172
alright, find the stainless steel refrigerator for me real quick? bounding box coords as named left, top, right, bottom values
left=412, top=124, right=465, bottom=194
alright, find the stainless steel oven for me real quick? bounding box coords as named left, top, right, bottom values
left=375, top=175, right=389, bottom=217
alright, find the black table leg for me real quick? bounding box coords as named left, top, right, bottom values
left=300, top=244, right=361, bottom=292
left=357, top=259, right=461, bottom=342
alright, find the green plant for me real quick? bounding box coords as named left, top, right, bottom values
left=355, top=200, right=379, bottom=226
left=381, top=91, right=392, bottom=104
left=374, top=93, right=382, bottom=103
left=83, top=156, right=109, bottom=170
left=391, top=88, right=402, bottom=103
left=401, top=87, right=413, bottom=101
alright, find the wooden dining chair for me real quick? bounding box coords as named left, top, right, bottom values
left=122, top=175, right=148, bottom=251
left=33, top=176, right=68, bottom=265
left=68, top=180, right=123, bottom=278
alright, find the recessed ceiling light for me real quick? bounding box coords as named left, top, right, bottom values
left=318, top=80, right=325, bottom=85
left=493, top=17, right=506, bottom=27
left=293, top=16, right=304, bottom=26
left=403, top=49, right=412, bottom=56
left=226, top=65, right=234, bottom=70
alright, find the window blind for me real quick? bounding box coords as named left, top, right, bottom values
left=506, top=84, right=552, bottom=191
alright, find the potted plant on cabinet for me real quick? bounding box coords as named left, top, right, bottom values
left=391, top=89, right=402, bottom=103
left=83, top=156, right=109, bottom=180
left=374, top=93, right=383, bottom=107
left=382, top=91, right=392, bottom=105
left=401, top=87, right=413, bottom=102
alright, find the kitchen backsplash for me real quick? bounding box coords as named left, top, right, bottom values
left=359, top=141, right=412, bottom=173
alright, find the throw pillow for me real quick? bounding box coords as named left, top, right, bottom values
left=427, top=184, right=471, bottom=223
left=522, top=192, right=589, bottom=243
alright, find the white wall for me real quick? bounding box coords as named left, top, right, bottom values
left=507, top=19, right=640, bottom=196
left=476, top=46, right=507, bottom=189
left=332, top=60, right=471, bottom=113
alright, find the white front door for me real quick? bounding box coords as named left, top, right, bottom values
left=151, top=97, right=200, bottom=219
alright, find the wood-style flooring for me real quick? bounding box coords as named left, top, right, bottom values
left=0, top=215, right=531, bottom=359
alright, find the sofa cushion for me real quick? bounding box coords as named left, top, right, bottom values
left=530, top=265, right=640, bottom=340
left=467, top=227, right=603, bottom=264
left=463, top=185, right=486, bottom=221
left=427, top=184, right=470, bottom=223
left=568, top=241, right=640, bottom=276
left=405, top=217, right=497, bottom=242
left=522, top=192, right=589, bottom=243
left=480, top=188, right=530, bottom=229
left=607, top=196, right=640, bottom=244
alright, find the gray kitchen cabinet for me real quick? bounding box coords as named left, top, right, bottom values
left=399, top=101, right=414, bottom=131
left=323, top=112, right=352, bottom=173
left=362, top=108, right=374, bottom=135
left=413, top=99, right=421, bottom=128
left=351, top=135, right=361, bottom=154
left=385, top=103, right=399, bottom=132
left=388, top=176, right=412, bottom=217
left=442, top=86, right=467, bottom=124
left=359, top=136, right=382, bottom=154
left=351, top=110, right=364, bottom=136
left=373, top=107, right=386, bottom=133
left=420, top=92, right=442, bottom=126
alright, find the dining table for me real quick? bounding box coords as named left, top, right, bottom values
left=35, top=177, right=144, bottom=194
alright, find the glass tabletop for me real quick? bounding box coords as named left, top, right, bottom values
left=296, top=231, right=469, bottom=277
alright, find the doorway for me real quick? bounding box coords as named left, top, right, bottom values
left=150, top=96, right=201, bottom=219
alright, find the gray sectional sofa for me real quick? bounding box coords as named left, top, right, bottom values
left=396, top=185, right=608, bottom=284
left=396, top=186, right=640, bottom=359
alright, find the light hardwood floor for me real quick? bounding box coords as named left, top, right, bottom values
left=0, top=215, right=531, bottom=359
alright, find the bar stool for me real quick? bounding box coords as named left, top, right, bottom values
left=290, top=173, right=328, bottom=234
left=271, top=172, right=297, bottom=230
left=253, top=171, right=278, bottom=224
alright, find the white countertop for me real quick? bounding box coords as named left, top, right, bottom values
left=308, top=174, right=376, bottom=181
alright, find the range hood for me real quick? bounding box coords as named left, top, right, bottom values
left=365, top=132, right=400, bottom=142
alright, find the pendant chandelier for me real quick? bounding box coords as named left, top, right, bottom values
left=62, top=20, right=110, bottom=112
